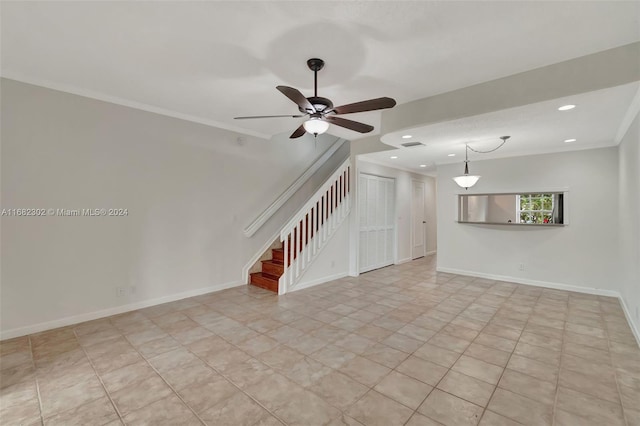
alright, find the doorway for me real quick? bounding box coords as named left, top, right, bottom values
left=358, top=173, right=395, bottom=273
left=411, top=180, right=427, bottom=259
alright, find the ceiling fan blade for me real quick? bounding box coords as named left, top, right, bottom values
left=331, top=97, right=396, bottom=115
left=277, top=86, right=316, bottom=113
left=234, top=114, right=306, bottom=119
left=290, top=124, right=306, bottom=139
left=325, top=116, right=374, bottom=133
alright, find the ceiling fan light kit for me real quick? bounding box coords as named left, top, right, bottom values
left=453, top=136, right=511, bottom=190
left=235, top=58, right=396, bottom=138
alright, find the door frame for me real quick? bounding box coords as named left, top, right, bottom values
left=411, top=179, right=427, bottom=259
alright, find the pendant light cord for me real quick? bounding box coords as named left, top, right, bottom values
left=467, top=136, right=510, bottom=154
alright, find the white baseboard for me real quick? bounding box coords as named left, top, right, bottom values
left=619, top=296, right=640, bottom=347
left=437, top=266, right=639, bottom=347
left=436, top=267, right=620, bottom=297
left=396, top=257, right=412, bottom=265
left=0, top=280, right=243, bottom=341
left=290, top=272, right=349, bottom=293
left=426, top=250, right=437, bottom=256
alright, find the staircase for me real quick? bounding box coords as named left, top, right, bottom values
left=249, top=159, right=351, bottom=294
left=250, top=248, right=284, bottom=292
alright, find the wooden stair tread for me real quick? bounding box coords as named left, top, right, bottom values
left=250, top=272, right=279, bottom=292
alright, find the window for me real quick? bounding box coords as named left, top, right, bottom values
left=517, top=193, right=555, bottom=224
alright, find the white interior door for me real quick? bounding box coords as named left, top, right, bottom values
left=359, top=173, right=395, bottom=273
left=412, top=180, right=426, bottom=259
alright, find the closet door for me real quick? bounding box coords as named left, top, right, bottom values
left=359, top=173, right=395, bottom=273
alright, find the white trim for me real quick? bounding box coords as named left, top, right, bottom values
left=241, top=230, right=281, bottom=284
left=395, top=257, right=412, bottom=265
left=244, top=138, right=346, bottom=237
left=437, top=266, right=620, bottom=297
left=0, top=280, right=243, bottom=340
left=1, top=74, right=269, bottom=139
left=619, top=296, right=640, bottom=348
left=425, top=250, right=437, bottom=256
left=357, top=156, right=434, bottom=177
left=615, top=85, right=640, bottom=144
left=291, top=272, right=349, bottom=293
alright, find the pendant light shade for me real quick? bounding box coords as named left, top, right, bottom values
left=452, top=137, right=510, bottom=190
left=303, top=118, right=329, bottom=135
left=453, top=146, right=480, bottom=190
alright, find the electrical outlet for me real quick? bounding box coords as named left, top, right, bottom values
left=116, top=287, right=125, bottom=297
left=331, top=260, right=335, bottom=268
left=129, top=286, right=137, bottom=296
left=518, top=263, right=525, bottom=271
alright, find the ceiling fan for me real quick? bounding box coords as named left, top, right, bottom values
left=235, top=58, right=397, bottom=139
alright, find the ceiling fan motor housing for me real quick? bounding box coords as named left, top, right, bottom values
left=301, top=97, right=333, bottom=114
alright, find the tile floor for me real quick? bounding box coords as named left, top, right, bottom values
left=1, top=255, right=639, bottom=425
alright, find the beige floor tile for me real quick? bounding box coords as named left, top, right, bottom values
left=474, top=333, right=516, bottom=352
left=405, top=412, right=443, bottom=426
left=281, top=356, right=332, bottom=387
left=512, top=342, right=560, bottom=366
left=561, top=353, right=615, bottom=382
left=110, top=375, right=173, bottom=416
left=487, top=388, right=553, bottom=425
left=245, top=373, right=302, bottom=410
left=556, top=386, right=625, bottom=426
left=235, top=335, right=280, bottom=357
left=101, top=360, right=159, bottom=393
left=0, top=363, right=35, bottom=390
left=8, top=257, right=639, bottom=426
left=285, top=335, right=327, bottom=355
left=333, top=334, right=377, bottom=355
left=428, top=333, right=472, bottom=353
left=558, top=367, right=619, bottom=404
left=374, top=370, right=433, bottom=409
left=39, top=376, right=106, bottom=418
left=0, top=381, right=41, bottom=425
left=418, top=388, right=483, bottom=426
left=396, top=355, right=448, bottom=386
left=478, top=410, right=522, bottom=426
left=42, top=396, right=118, bottom=426
left=624, top=408, right=640, bottom=426
left=347, top=390, right=414, bottom=426
left=382, top=333, right=423, bottom=353
left=506, top=354, right=557, bottom=383
left=463, top=342, right=510, bottom=367
left=177, top=374, right=238, bottom=413
left=437, top=370, right=495, bottom=407
left=499, top=368, right=556, bottom=405
left=452, top=355, right=504, bottom=385
left=362, top=343, right=409, bottom=368
left=123, top=394, right=201, bottom=426
left=413, top=343, right=461, bottom=368
left=311, top=370, right=368, bottom=411
left=339, top=356, right=390, bottom=387
left=310, top=345, right=357, bottom=369
left=273, top=389, right=340, bottom=426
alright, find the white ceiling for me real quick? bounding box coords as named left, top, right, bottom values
left=364, top=82, right=640, bottom=174
left=2, top=1, right=639, bottom=141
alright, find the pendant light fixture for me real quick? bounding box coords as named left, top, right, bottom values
left=453, top=136, right=510, bottom=190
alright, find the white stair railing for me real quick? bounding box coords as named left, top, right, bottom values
left=279, top=159, right=351, bottom=294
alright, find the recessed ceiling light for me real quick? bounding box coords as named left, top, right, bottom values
left=558, top=104, right=576, bottom=111
left=564, top=138, right=577, bottom=143
left=402, top=135, right=412, bottom=139
left=419, top=164, right=427, bottom=168
left=390, top=156, right=398, bottom=159
left=448, top=153, right=456, bottom=157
